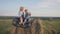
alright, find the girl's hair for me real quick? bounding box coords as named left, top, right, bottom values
left=20, top=6, right=24, bottom=11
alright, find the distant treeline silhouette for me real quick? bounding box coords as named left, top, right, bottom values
left=0, top=16, right=60, bottom=20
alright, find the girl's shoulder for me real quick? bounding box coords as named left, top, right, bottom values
left=19, top=11, right=23, bottom=14
left=19, top=11, right=23, bottom=16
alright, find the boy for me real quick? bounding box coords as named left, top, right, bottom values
left=23, top=9, right=31, bottom=25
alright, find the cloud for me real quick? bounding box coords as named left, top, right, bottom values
left=0, top=10, right=18, bottom=16
left=33, top=0, right=60, bottom=8
left=30, top=0, right=60, bottom=17
left=0, top=0, right=60, bottom=17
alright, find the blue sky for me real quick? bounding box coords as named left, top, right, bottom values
left=0, top=0, right=60, bottom=17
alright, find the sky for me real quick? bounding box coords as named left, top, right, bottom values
left=0, top=0, right=60, bottom=17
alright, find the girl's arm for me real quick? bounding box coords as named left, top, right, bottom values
left=19, top=11, right=23, bottom=24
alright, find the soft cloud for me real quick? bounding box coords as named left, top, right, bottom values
left=0, top=10, right=18, bottom=16
left=30, top=0, right=60, bottom=17
left=32, top=0, right=60, bottom=8
left=0, top=0, right=60, bottom=17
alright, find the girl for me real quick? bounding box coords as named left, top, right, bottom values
left=19, top=6, right=25, bottom=25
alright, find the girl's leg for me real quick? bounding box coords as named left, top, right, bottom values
left=19, top=17, right=23, bottom=24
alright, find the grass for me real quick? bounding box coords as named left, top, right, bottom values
left=0, top=19, right=13, bottom=34
left=0, top=18, right=60, bottom=34
left=43, top=19, right=60, bottom=34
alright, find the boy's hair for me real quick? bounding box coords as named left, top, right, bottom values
left=25, top=9, right=28, bottom=11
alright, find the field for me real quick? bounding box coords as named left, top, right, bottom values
left=42, top=19, right=60, bottom=34
left=0, top=18, right=60, bottom=34
left=0, top=19, right=12, bottom=34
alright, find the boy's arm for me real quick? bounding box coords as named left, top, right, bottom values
left=25, top=12, right=31, bottom=19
